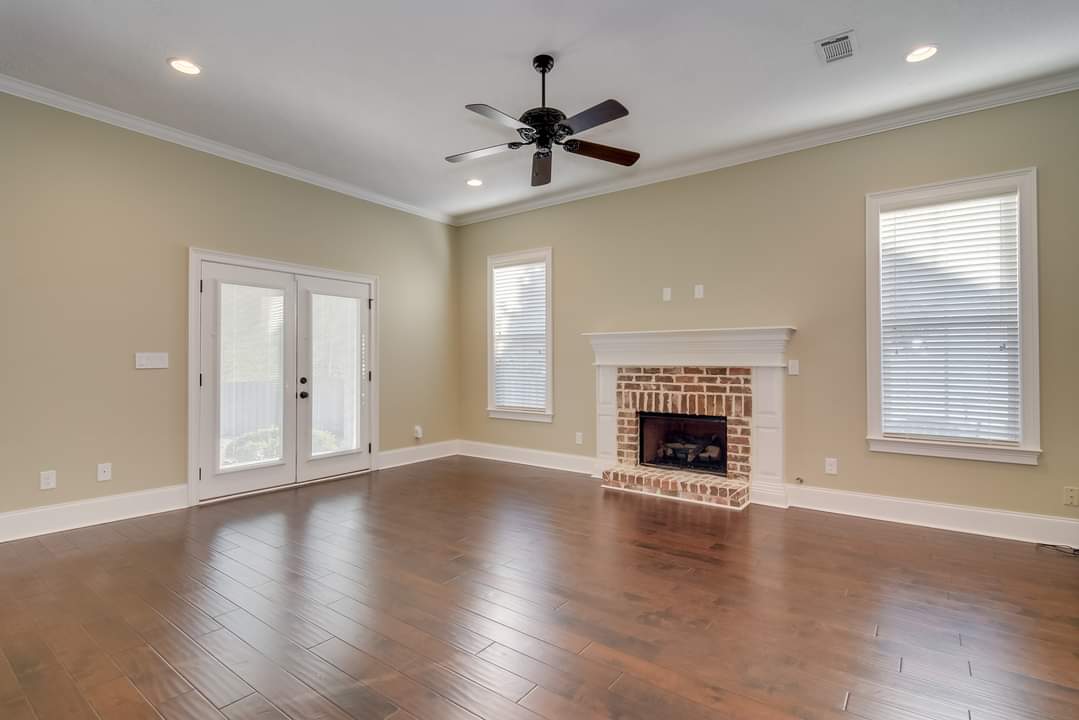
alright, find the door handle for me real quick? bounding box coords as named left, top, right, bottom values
left=299, top=391, right=309, bottom=399
left=299, top=377, right=308, bottom=384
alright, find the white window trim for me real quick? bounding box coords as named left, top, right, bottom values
left=865, top=168, right=1040, bottom=465
left=487, top=247, right=553, bottom=423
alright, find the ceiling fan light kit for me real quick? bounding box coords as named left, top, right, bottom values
left=446, top=54, right=640, bottom=187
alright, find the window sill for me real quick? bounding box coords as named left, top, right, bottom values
left=867, top=436, right=1040, bottom=465
left=488, top=408, right=553, bottom=423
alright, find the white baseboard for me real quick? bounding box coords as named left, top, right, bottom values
left=785, top=484, right=1079, bottom=547
left=5, top=446, right=1074, bottom=548
left=375, top=440, right=461, bottom=470
left=0, top=484, right=188, bottom=544
left=749, top=481, right=791, bottom=508
left=457, top=440, right=595, bottom=476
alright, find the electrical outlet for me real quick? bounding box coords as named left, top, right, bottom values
left=413, top=425, right=424, bottom=440
left=787, top=359, right=800, bottom=376
left=97, top=462, right=112, bottom=482
left=575, top=431, right=584, bottom=445
left=1064, top=487, right=1079, bottom=506
left=40, top=470, right=57, bottom=490
left=824, top=457, right=838, bottom=475
left=661, top=287, right=672, bottom=302
left=693, top=284, right=704, bottom=299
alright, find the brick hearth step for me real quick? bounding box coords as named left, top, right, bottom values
left=601, top=464, right=749, bottom=510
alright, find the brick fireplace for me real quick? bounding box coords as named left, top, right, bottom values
left=586, top=327, right=795, bottom=510
left=603, top=365, right=753, bottom=508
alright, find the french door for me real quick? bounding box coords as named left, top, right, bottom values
left=197, top=261, right=372, bottom=501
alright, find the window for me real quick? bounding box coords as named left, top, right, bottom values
left=866, top=169, right=1039, bottom=464
left=488, top=248, right=552, bottom=422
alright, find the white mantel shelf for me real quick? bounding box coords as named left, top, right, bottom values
left=584, top=326, right=796, bottom=368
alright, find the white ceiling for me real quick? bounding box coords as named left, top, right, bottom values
left=2, top=1, right=1079, bottom=224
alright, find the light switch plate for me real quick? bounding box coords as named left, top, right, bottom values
left=824, top=457, right=838, bottom=475
left=40, top=470, right=57, bottom=490
left=661, top=287, right=672, bottom=302
left=135, top=352, right=169, bottom=369
left=788, top=359, right=800, bottom=376
left=693, top=284, right=704, bottom=299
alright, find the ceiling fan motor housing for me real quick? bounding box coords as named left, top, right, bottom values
left=518, top=107, right=568, bottom=149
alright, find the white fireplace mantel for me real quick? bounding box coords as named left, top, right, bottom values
left=585, top=326, right=796, bottom=508
left=584, top=326, right=796, bottom=368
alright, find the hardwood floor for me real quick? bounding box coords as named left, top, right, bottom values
left=1, top=456, right=1076, bottom=720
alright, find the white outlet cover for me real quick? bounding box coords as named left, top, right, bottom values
left=788, top=359, right=800, bottom=376
left=824, top=457, right=838, bottom=475
left=135, top=352, right=169, bottom=369
left=661, top=287, right=672, bottom=302
left=97, top=462, right=112, bottom=481
left=575, top=432, right=584, bottom=445
left=413, top=425, right=423, bottom=439
left=694, top=284, right=704, bottom=299
left=40, top=470, right=57, bottom=490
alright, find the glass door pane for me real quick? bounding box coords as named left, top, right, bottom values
left=219, top=283, right=285, bottom=469
left=310, top=294, right=361, bottom=455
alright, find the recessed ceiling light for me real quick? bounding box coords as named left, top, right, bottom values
left=905, top=45, right=938, bottom=63
left=168, top=57, right=201, bottom=75
left=466, top=178, right=483, bottom=187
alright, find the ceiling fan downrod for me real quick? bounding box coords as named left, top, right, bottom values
left=533, top=54, right=554, bottom=108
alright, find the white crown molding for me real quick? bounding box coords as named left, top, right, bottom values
left=0, top=484, right=188, bottom=543
left=6, top=67, right=1078, bottom=229
left=0, top=73, right=451, bottom=225
left=585, top=326, right=796, bottom=367
left=452, top=67, right=1079, bottom=226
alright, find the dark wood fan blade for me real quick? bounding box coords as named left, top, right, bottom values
left=531, top=151, right=552, bottom=186
left=560, top=99, right=628, bottom=135
left=466, top=103, right=531, bottom=131
left=445, top=142, right=521, bottom=163
left=562, top=139, right=639, bottom=166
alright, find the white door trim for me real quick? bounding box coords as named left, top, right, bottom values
left=187, top=248, right=380, bottom=506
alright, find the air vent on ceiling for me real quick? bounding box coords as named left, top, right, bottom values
left=815, top=30, right=856, bottom=63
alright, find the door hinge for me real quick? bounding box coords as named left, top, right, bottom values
left=200, top=279, right=203, bottom=292
left=198, top=467, right=202, bottom=480
left=368, top=298, right=373, bottom=309
left=368, top=371, right=372, bottom=382
left=199, top=372, right=203, bottom=387
left=368, top=442, right=372, bottom=453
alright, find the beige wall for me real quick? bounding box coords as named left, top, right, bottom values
left=4, top=89, right=1077, bottom=520
left=0, top=93, right=458, bottom=513
left=456, top=90, right=1079, bottom=519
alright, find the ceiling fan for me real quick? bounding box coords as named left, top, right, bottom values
left=445, top=54, right=640, bottom=186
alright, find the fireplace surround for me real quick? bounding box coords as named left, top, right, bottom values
left=586, top=327, right=795, bottom=509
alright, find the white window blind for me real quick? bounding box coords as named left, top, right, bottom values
left=491, top=255, right=549, bottom=413
left=879, top=193, right=1019, bottom=444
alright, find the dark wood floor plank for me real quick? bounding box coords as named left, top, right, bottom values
left=221, top=694, right=290, bottom=719
left=156, top=690, right=229, bottom=720
left=82, top=676, right=164, bottom=720
left=2, top=457, right=1076, bottom=720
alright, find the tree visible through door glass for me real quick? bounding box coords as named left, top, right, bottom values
left=219, top=283, right=285, bottom=468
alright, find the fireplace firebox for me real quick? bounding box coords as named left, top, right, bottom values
left=638, top=412, right=727, bottom=476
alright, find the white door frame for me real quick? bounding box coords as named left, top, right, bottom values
left=186, top=248, right=380, bottom=506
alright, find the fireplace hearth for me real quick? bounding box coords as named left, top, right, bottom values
left=639, top=412, right=727, bottom=476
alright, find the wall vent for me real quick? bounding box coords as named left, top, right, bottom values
left=815, top=30, right=856, bottom=63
